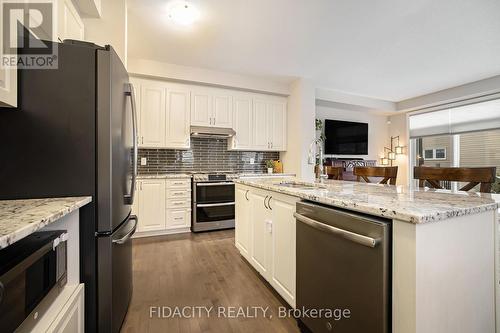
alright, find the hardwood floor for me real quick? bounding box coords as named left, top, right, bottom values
left=121, top=230, right=300, bottom=333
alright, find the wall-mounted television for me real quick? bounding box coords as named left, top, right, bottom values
left=324, top=120, right=368, bottom=155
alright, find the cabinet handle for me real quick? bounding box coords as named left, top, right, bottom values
left=267, top=196, right=272, bottom=210
left=174, top=217, right=183, bottom=221
left=245, top=190, right=249, bottom=201
left=264, top=195, right=269, bottom=209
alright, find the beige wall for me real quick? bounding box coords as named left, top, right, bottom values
left=388, top=113, right=409, bottom=186
left=281, top=78, right=316, bottom=181
left=315, top=106, right=389, bottom=162
left=83, top=0, right=128, bottom=66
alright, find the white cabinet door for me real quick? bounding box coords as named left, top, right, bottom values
left=165, top=86, right=190, bottom=149
left=252, top=99, right=270, bottom=150
left=250, top=190, right=272, bottom=279
left=58, top=0, right=85, bottom=41
left=269, top=195, right=297, bottom=307
left=191, top=90, right=212, bottom=127
left=235, top=185, right=252, bottom=259
left=140, top=85, right=165, bottom=147
left=212, top=92, right=233, bottom=128
left=0, top=66, right=16, bottom=107
left=47, top=284, right=84, bottom=333
left=137, top=180, right=166, bottom=232
left=230, top=95, right=253, bottom=150
left=269, top=100, right=287, bottom=151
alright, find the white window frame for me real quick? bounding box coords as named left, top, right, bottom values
left=423, top=147, right=447, bottom=160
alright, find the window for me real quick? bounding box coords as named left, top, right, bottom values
left=409, top=99, right=500, bottom=193
left=423, top=148, right=447, bottom=160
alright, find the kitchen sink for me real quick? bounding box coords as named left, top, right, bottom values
left=277, top=182, right=319, bottom=190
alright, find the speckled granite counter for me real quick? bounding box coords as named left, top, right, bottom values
left=234, top=178, right=498, bottom=224
left=137, top=173, right=192, bottom=179
left=0, top=197, right=92, bottom=249
left=238, top=173, right=296, bottom=178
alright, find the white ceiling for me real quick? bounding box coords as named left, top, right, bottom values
left=127, top=0, right=500, bottom=101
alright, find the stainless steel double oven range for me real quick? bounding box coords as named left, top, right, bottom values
left=192, top=173, right=237, bottom=232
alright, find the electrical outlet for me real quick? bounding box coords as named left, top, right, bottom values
left=249, top=158, right=255, bottom=164
left=140, top=157, right=147, bottom=166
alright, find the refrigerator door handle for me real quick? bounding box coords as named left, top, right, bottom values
left=124, top=83, right=138, bottom=205
left=113, top=215, right=138, bottom=244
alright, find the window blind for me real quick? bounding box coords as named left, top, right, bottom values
left=409, top=99, right=500, bottom=138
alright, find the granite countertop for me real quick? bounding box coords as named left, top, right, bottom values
left=234, top=178, right=498, bottom=224
left=238, top=173, right=296, bottom=178
left=0, top=197, right=92, bottom=249
left=137, top=173, right=295, bottom=179
left=137, top=174, right=192, bottom=179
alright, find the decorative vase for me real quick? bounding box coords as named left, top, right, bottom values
left=267, top=168, right=273, bottom=174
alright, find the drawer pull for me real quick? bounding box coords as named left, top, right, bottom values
left=174, top=217, right=183, bottom=220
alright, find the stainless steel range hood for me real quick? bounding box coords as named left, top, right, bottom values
left=190, top=126, right=236, bottom=138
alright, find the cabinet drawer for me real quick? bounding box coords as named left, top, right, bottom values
left=166, top=208, right=191, bottom=228
left=166, top=179, right=191, bottom=189
left=167, top=199, right=191, bottom=209
left=167, top=188, right=191, bottom=199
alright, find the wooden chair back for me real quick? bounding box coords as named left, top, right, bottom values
left=354, top=166, right=398, bottom=185
left=324, top=166, right=343, bottom=180
left=413, top=166, right=497, bottom=192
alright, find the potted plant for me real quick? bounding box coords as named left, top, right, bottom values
left=266, top=160, right=275, bottom=174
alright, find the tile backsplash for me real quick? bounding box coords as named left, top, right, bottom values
left=138, top=137, right=279, bottom=174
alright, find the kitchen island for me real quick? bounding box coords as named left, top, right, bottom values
left=233, top=178, right=499, bottom=333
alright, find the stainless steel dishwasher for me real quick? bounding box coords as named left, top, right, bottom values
left=295, top=201, right=391, bottom=333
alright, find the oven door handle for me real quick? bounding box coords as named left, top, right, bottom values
left=196, top=182, right=234, bottom=186
left=197, top=202, right=235, bottom=208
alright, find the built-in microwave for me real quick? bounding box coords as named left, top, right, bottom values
left=0, top=230, right=68, bottom=333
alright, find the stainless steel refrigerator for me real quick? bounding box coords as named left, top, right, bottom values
left=0, top=40, right=138, bottom=333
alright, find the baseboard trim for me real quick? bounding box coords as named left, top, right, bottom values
left=132, top=227, right=191, bottom=238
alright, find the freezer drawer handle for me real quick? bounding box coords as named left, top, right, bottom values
left=113, top=215, right=138, bottom=244
left=293, top=212, right=379, bottom=248
left=197, top=202, right=235, bottom=208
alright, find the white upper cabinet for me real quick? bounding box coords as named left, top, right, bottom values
left=140, top=84, right=166, bottom=147
left=131, top=76, right=287, bottom=151
left=212, top=91, right=233, bottom=128
left=133, top=77, right=191, bottom=149
left=58, top=0, right=85, bottom=41
left=191, top=89, right=212, bottom=126
left=0, top=67, right=17, bottom=108
left=191, top=88, right=232, bottom=128
left=165, top=85, right=190, bottom=149
left=252, top=99, right=270, bottom=150
left=268, top=99, right=287, bottom=151
left=230, top=94, right=253, bottom=150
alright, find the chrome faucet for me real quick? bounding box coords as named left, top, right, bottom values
left=308, top=138, right=327, bottom=181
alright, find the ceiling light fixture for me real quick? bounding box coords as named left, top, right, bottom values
left=167, top=1, right=200, bottom=26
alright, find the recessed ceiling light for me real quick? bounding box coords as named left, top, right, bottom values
left=166, top=1, right=200, bottom=26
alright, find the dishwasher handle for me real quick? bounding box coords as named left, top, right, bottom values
left=294, top=212, right=380, bottom=248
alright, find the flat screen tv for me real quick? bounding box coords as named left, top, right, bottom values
left=324, top=120, right=368, bottom=155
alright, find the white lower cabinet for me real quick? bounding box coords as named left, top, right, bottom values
left=47, top=284, right=85, bottom=333
left=235, top=184, right=298, bottom=307
left=136, top=179, right=166, bottom=233
left=235, top=186, right=252, bottom=259
left=133, top=178, right=191, bottom=237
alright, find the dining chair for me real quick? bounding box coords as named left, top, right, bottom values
left=354, top=166, right=398, bottom=185
left=413, top=166, right=497, bottom=193
left=324, top=166, right=343, bottom=180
